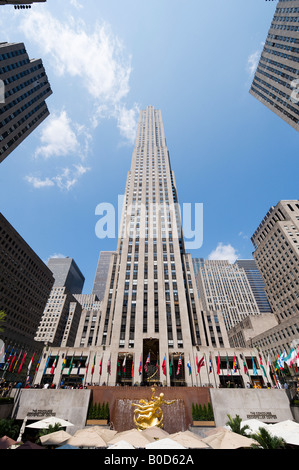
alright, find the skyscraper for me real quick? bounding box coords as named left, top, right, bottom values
left=251, top=200, right=299, bottom=325
left=47, top=257, right=85, bottom=295
left=92, top=251, right=116, bottom=301
left=0, top=42, right=52, bottom=163
left=35, top=107, right=271, bottom=389
left=249, top=0, right=299, bottom=132
left=195, top=260, right=260, bottom=331
left=235, top=259, right=272, bottom=314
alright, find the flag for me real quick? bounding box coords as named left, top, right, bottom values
left=117, top=359, right=121, bottom=376
left=8, top=351, right=17, bottom=372
left=68, top=354, right=74, bottom=375
left=0, top=345, right=9, bottom=369
left=99, top=356, right=103, bottom=376
left=144, top=353, right=150, bottom=373
left=123, top=356, right=126, bottom=373
left=4, top=347, right=14, bottom=371
left=209, top=354, right=212, bottom=374
left=18, top=351, right=27, bottom=374
left=91, top=354, right=96, bottom=375
left=138, top=356, right=142, bottom=376
left=131, top=356, right=134, bottom=378
left=285, top=348, right=296, bottom=367
left=162, top=356, right=166, bottom=376
left=13, top=350, right=23, bottom=373
left=217, top=355, right=220, bottom=375
left=232, top=356, right=237, bottom=374
left=187, top=359, right=191, bottom=376
left=34, top=353, right=42, bottom=376
left=251, top=355, right=258, bottom=375
left=226, top=355, right=230, bottom=376
left=196, top=355, right=204, bottom=375
left=107, top=356, right=111, bottom=375
left=259, top=354, right=267, bottom=378
left=27, top=353, right=35, bottom=376
left=77, top=354, right=82, bottom=375
left=156, top=358, right=159, bottom=369
left=61, top=356, right=67, bottom=375
left=50, top=354, right=58, bottom=375
left=278, top=350, right=286, bottom=370
left=176, top=355, right=182, bottom=376
left=169, top=355, right=173, bottom=376
left=266, top=354, right=271, bottom=375
left=241, top=354, right=249, bottom=376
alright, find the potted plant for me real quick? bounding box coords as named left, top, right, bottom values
left=192, top=402, right=215, bottom=426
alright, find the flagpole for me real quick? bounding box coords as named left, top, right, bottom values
left=204, top=352, right=210, bottom=387
left=211, top=352, right=217, bottom=387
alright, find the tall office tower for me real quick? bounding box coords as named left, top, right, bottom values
left=196, top=260, right=260, bottom=331
left=235, top=259, right=272, bottom=314
left=35, top=286, right=82, bottom=347
left=0, top=42, right=52, bottom=163
left=47, top=257, right=85, bottom=295
left=249, top=0, right=299, bottom=132
left=92, top=251, right=116, bottom=301
left=192, top=257, right=205, bottom=278
left=251, top=200, right=299, bottom=325
left=93, top=106, right=233, bottom=387
left=0, top=213, right=54, bottom=380
left=35, top=108, right=273, bottom=389
left=247, top=201, right=299, bottom=359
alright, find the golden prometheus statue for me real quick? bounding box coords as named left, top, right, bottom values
left=132, top=387, right=176, bottom=430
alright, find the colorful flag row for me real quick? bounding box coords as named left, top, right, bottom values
left=0, top=346, right=38, bottom=376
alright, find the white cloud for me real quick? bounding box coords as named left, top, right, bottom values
left=34, top=110, right=82, bottom=160
left=25, top=176, right=55, bottom=189
left=69, top=0, right=83, bottom=9
left=19, top=11, right=132, bottom=106
left=26, top=164, right=90, bottom=191
left=116, top=104, right=139, bottom=144
left=208, top=242, right=239, bottom=264
left=247, top=50, right=260, bottom=77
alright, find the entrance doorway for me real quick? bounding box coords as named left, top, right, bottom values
left=142, top=338, right=160, bottom=385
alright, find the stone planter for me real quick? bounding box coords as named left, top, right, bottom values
left=192, top=420, right=215, bottom=427
left=86, top=419, right=108, bottom=426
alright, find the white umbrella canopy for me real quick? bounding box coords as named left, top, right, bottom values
left=141, top=426, right=169, bottom=440
left=267, top=420, right=299, bottom=445
left=202, top=429, right=258, bottom=449
left=84, top=426, right=117, bottom=443
left=108, top=440, right=136, bottom=449
left=145, top=437, right=186, bottom=449
left=107, top=428, right=153, bottom=448
left=239, top=419, right=270, bottom=435
left=66, top=429, right=107, bottom=448
left=26, top=416, right=74, bottom=429
left=39, top=430, right=72, bottom=446
left=168, top=431, right=209, bottom=449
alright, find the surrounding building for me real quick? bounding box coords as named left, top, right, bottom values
left=235, top=259, right=272, bottom=314
left=74, top=294, right=102, bottom=348
left=249, top=0, right=299, bottom=132
left=249, top=200, right=299, bottom=358
left=47, top=257, right=85, bottom=295
left=35, top=107, right=272, bottom=389
left=0, top=1, right=46, bottom=5
left=35, top=257, right=85, bottom=346
left=195, top=259, right=260, bottom=331
left=92, top=251, right=116, bottom=301
left=0, top=212, right=54, bottom=381
left=0, top=41, right=52, bottom=163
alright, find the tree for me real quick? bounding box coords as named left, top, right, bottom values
left=250, top=427, right=287, bottom=449
left=0, top=419, right=20, bottom=439
left=0, top=310, right=6, bottom=333
left=36, top=423, right=62, bottom=443
left=226, top=414, right=250, bottom=436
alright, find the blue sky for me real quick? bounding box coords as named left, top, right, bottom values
left=0, top=0, right=298, bottom=294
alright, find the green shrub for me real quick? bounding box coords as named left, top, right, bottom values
left=192, top=402, right=214, bottom=421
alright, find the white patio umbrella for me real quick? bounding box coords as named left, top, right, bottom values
left=39, top=430, right=72, bottom=446
left=26, top=416, right=74, bottom=429
left=202, top=429, right=258, bottom=449
left=141, top=426, right=169, bottom=440
left=66, top=429, right=107, bottom=448
left=239, top=419, right=270, bottom=435
left=108, top=440, right=136, bottom=449
left=168, top=431, right=209, bottom=449
left=267, top=420, right=299, bottom=446
left=107, top=428, right=153, bottom=448
left=145, top=438, right=187, bottom=449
